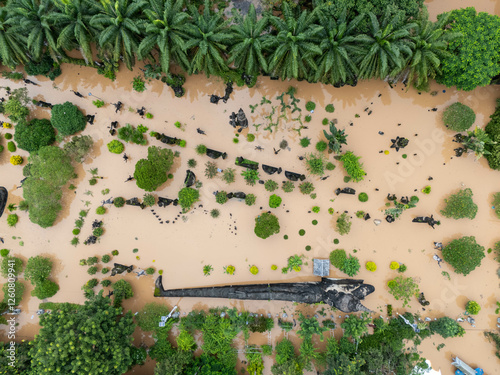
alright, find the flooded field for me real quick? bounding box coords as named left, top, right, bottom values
left=1, top=1, right=500, bottom=374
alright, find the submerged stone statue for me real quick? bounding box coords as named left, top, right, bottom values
left=335, top=187, right=356, bottom=195
left=262, top=164, right=282, bottom=175
left=284, top=171, right=306, bottom=181
left=155, top=276, right=374, bottom=313
left=412, top=215, right=440, bottom=229
left=111, top=263, right=134, bottom=276
left=0, top=187, right=7, bottom=218
left=184, top=170, right=196, bottom=187
left=158, top=197, right=178, bottom=207
left=390, top=137, right=409, bottom=151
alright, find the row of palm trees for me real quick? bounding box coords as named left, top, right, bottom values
left=0, top=0, right=458, bottom=89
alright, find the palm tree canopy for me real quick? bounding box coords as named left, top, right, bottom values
left=7, top=0, right=61, bottom=62
left=90, top=0, right=147, bottom=70
left=0, top=7, right=28, bottom=68
left=47, top=0, right=100, bottom=62
left=183, top=0, right=233, bottom=77
left=227, top=4, right=270, bottom=76
left=138, top=0, right=190, bottom=73
left=357, top=11, right=416, bottom=80
left=314, top=8, right=365, bottom=85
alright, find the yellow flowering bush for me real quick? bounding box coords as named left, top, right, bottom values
left=10, top=155, right=23, bottom=165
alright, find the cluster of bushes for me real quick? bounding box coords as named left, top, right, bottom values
left=118, top=124, right=148, bottom=145
left=134, top=146, right=174, bottom=191
left=329, top=249, right=360, bottom=276
left=254, top=212, right=280, bottom=239
left=485, top=99, right=500, bottom=170
left=25, top=256, right=59, bottom=300
left=440, top=188, right=478, bottom=219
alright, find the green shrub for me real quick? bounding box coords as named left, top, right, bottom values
left=325, top=104, right=335, bottom=113
left=87, top=266, right=97, bottom=275
left=14, top=119, right=55, bottom=152
left=254, top=212, right=280, bottom=239
left=322, top=118, right=328, bottom=125
left=134, top=146, right=174, bottom=191
left=205, top=161, right=218, bottom=179
left=112, top=197, right=126, bottom=209
left=430, top=317, right=465, bottom=338
left=93, top=100, right=105, bottom=108
left=221, top=168, right=235, bottom=184
left=304, top=115, right=311, bottom=122
left=178, top=187, right=199, bottom=211
left=442, top=103, right=475, bottom=131
left=269, top=194, right=282, bottom=208
left=493, top=192, right=500, bottom=218
left=117, top=124, right=147, bottom=145
left=299, top=182, right=314, bottom=195
left=3, top=281, right=25, bottom=306
left=51, top=102, right=86, bottom=136
left=0, top=249, right=9, bottom=257
left=315, top=141, right=327, bottom=152
left=107, top=140, right=125, bottom=154
left=358, top=193, right=368, bottom=202
left=312, top=206, right=320, bottom=213
left=143, top=193, right=155, bottom=207
left=465, top=300, right=481, bottom=315
left=101, top=280, right=112, bottom=287
left=440, top=188, right=478, bottom=219
left=132, top=76, right=146, bottom=92
left=329, top=249, right=347, bottom=269
left=241, top=169, right=260, bottom=186
left=86, top=257, right=98, bottom=266
left=265, top=180, right=278, bottom=192
left=387, top=276, right=419, bottom=307
left=233, top=138, right=239, bottom=144
left=305, top=153, right=326, bottom=176
left=7, top=141, right=16, bottom=152
left=442, top=236, right=485, bottom=275
left=63, top=135, right=93, bottom=163
left=96, top=206, right=106, bottom=215
left=7, top=214, right=18, bottom=227
left=111, top=250, right=119, bottom=256
left=195, top=144, right=207, bottom=155
left=342, top=255, right=360, bottom=277
left=335, top=213, right=351, bottom=235
left=245, top=194, right=256, bottom=206
left=1, top=256, right=23, bottom=277
left=325, top=162, right=335, bottom=171
left=299, top=229, right=305, bottom=236
left=282, top=181, right=294, bottom=193
left=216, top=191, right=228, bottom=204
left=93, top=227, right=104, bottom=237
left=187, top=159, right=197, bottom=168
left=102, top=255, right=111, bottom=263
left=31, top=279, right=59, bottom=300
left=246, top=134, right=255, bottom=142
left=340, top=151, right=365, bottom=182
left=300, top=137, right=311, bottom=148
left=72, top=229, right=80, bottom=235
left=305, top=101, right=316, bottom=111
left=146, top=267, right=155, bottom=275
left=210, top=209, right=220, bottom=218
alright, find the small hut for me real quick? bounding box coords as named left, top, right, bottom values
left=313, top=259, right=330, bottom=277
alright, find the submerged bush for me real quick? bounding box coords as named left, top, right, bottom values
left=340, top=151, right=365, bottom=182
left=329, top=249, right=346, bottom=269
left=335, top=213, right=351, bottom=235
left=440, top=188, right=478, bottom=219
left=178, top=187, right=200, bottom=211
left=107, top=140, right=124, bottom=154
left=465, top=300, right=481, bottom=315
left=51, top=102, right=86, bottom=136
left=269, top=194, right=282, bottom=208
left=442, top=103, right=475, bottom=131
left=442, top=236, right=485, bottom=275
left=254, top=212, right=280, bottom=239
left=14, top=119, right=55, bottom=152
left=134, top=146, right=174, bottom=191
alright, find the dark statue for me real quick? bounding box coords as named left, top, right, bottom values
left=390, top=137, right=409, bottom=151
left=412, top=215, right=440, bottom=229
left=111, top=263, right=134, bottom=276
left=184, top=170, right=196, bottom=187
left=155, top=276, right=374, bottom=313
left=262, top=164, right=282, bottom=175
left=284, top=171, right=306, bottom=181
left=0, top=187, right=7, bottom=218
left=158, top=197, right=179, bottom=207
left=335, top=187, right=356, bottom=195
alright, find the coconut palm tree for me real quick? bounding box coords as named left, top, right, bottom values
left=48, top=0, right=100, bottom=63
left=227, top=4, right=270, bottom=77
left=357, top=12, right=415, bottom=80
left=138, top=0, right=190, bottom=74
left=183, top=0, right=232, bottom=77
left=405, top=11, right=459, bottom=90
left=314, top=9, right=365, bottom=85
left=0, top=8, right=28, bottom=68
left=267, top=2, right=322, bottom=80
left=7, top=0, right=62, bottom=62
left=90, top=0, right=146, bottom=70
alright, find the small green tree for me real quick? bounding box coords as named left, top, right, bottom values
left=143, top=194, right=156, bottom=207
left=14, top=119, right=55, bottom=152
left=387, top=276, right=419, bottom=307
left=336, top=213, right=351, bottom=235
left=107, top=140, right=125, bottom=154
left=465, top=300, right=481, bottom=315
left=254, top=212, right=280, bottom=239
left=341, top=312, right=371, bottom=345
left=63, top=135, right=94, bottom=163
left=329, top=249, right=347, bottom=269
left=2, top=281, right=24, bottom=306
left=340, top=151, right=365, bottom=182
left=178, top=187, right=200, bottom=211
left=51, top=101, right=86, bottom=135
left=134, top=146, right=174, bottom=191
left=31, top=279, right=59, bottom=300
left=1, top=256, right=23, bottom=277
left=24, top=256, right=53, bottom=285
left=442, top=236, right=485, bottom=275
left=342, top=255, right=360, bottom=277
left=442, top=102, right=475, bottom=131
left=3, top=88, right=30, bottom=123
left=215, top=191, right=228, bottom=204
left=429, top=317, right=465, bottom=338
left=113, top=279, right=134, bottom=306
left=304, top=153, right=326, bottom=176
left=440, top=188, right=478, bottom=219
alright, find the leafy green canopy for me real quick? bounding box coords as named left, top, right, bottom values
left=437, top=8, right=500, bottom=91
left=29, top=291, right=135, bottom=375
left=442, top=102, right=476, bottom=132
left=134, top=146, right=174, bottom=191
left=254, top=212, right=280, bottom=239
left=442, top=236, right=485, bottom=275
left=440, top=188, right=478, bottom=219
left=485, top=99, right=500, bottom=171
left=14, top=119, right=55, bottom=152
left=51, top=101, right=86, bottom=135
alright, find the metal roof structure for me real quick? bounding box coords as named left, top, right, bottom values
left=313, top=259, right=330, bottom=277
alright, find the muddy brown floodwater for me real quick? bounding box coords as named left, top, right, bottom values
left=1, top=2, right=500, bottom=374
